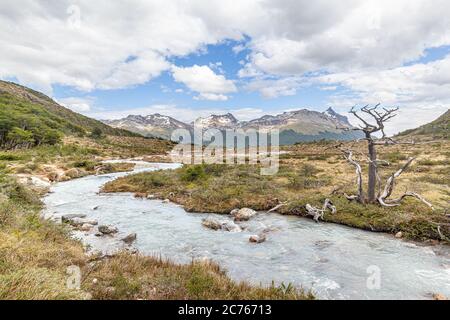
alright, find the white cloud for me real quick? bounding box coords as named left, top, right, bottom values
left=171, top=64, right=237, bottom=101
left=245, top=76, right=307, bottom=98
left=57, top=97, right=92, bottom=112
left=0, top=0, right=449, bottom=129
left=313, top=55, right=450, bottom=134
left=4, top=0, right=449, bottom=95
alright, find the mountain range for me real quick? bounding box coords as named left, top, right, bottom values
left=104, top=107, right=362, bottom=145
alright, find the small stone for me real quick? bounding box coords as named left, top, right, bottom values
left=95, top=232, right=103, bottom=237
left=395, top=232, right=403, bottom=239
left=249, top=234, right=266, bottom=244
left=121, top=233, right=137, bottom=244
left=125, top=247, right=138, bottom=254
left=92, top=278, right=98, bottom=285
left=134, top=192, right=147, bottom=198
left=98, top=225, right=118, bottom=235
left=146, top=194, right=156, bottom=199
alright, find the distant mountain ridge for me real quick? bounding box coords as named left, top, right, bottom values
left=397, top=109, right=449, bottom=140
left=105, top=108, right=363, bottom=144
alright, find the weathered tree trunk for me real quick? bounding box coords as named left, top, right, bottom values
left=338, top=105, right=433, bottom=210
left=367, top=137, right=378, bottom=203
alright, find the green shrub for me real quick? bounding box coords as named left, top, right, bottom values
left=383, top=152, right=408, bottom=163
left=181, top=165, right=207, bottom=182
left=0, top=153, right=22, bottom=161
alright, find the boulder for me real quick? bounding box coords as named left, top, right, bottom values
left=230, top=209, right=240, bottom=216
left=61, top=214, right=87, bottom=223
left=249, top=234, right=266, bottom=244
left=66, top=218, right=86, bottom=227
left=231, top=208, right=257, bottom=221
left=121, top=233, right=137, bottom=244
left=98, top=225, right=118, bottom=235
left=202, top=218, right=223, bottom=231
left=28, top=176, right=51, bottom=189
left=395, top=232, right=403, bottom=239
left=65, top=168, right=81, bottom=179
left=221, top=221, right=242, bottom=233
left=202, top=218, right=242, bottom=232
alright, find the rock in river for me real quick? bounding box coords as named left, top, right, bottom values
left=221, top=221, right=242, bottom=233
left=249, top=234, right=266, bottom=244
left=202, top=218, right=242, bottom=232
left=61, top=214, right=87, bottom=223
left=98, top=225, right=119, bottom=235
left=121, top=233, right=137, bottom=244
left=202, top=218, right=222, bottom=230
left=231, top=208, right=257, bottom=222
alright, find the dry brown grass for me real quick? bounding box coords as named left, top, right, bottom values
left=85, top=253, right=313, bottom=300
left=0, top=170, right=313, bottom=300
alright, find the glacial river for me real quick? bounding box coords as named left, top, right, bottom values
left=42, top=161, right=450, bottom=300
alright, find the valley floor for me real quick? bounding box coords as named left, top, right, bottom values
left=0, top=136, right=313, bottom=300
left=103, top=140, right=450, bottom=243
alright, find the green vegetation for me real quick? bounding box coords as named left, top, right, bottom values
left=0, top=80, right=138, bottom=151
left=398, top=109, right=449, bottom=140
left=103, top=161, right=449, bottom=242
left=0, top=168, right=312, bottom=300
left=0, top=94, right=67, bottom=149
left=87, top=254, right=313, bottom=300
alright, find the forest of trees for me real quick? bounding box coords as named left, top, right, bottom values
left=0, top=93, right=84, bottom=150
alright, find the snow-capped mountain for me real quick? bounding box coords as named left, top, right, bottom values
left=103, top=114, right=190, bottom=140
left=323, top=107, right=352, bottom=127
left=194, top=113, right=239, bottom=129
left=104, top=108, right=361, bottom=144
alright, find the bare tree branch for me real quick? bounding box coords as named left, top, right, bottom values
left=386, top=192, right=435, bottom=210
left=379, top=157, right=415, bottom=201
left=268, top=202, right=288, bottom=213
left=342, top=150, right=364, bottom=202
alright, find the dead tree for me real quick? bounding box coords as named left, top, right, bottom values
left=338, top=104, right=433, bottom=209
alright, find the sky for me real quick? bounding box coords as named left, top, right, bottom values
left=1, top=0, right=450, bottom=135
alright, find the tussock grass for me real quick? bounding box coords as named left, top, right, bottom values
left=0, top=167, right=312, bottom=300
left=86, top=253, right=313, bottom=300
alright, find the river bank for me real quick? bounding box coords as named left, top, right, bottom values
left=102, top=163, right=450, bottom=243
left=42, top=161, right=450, bottom=300
left=0, top=158, right=313, bottom=300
